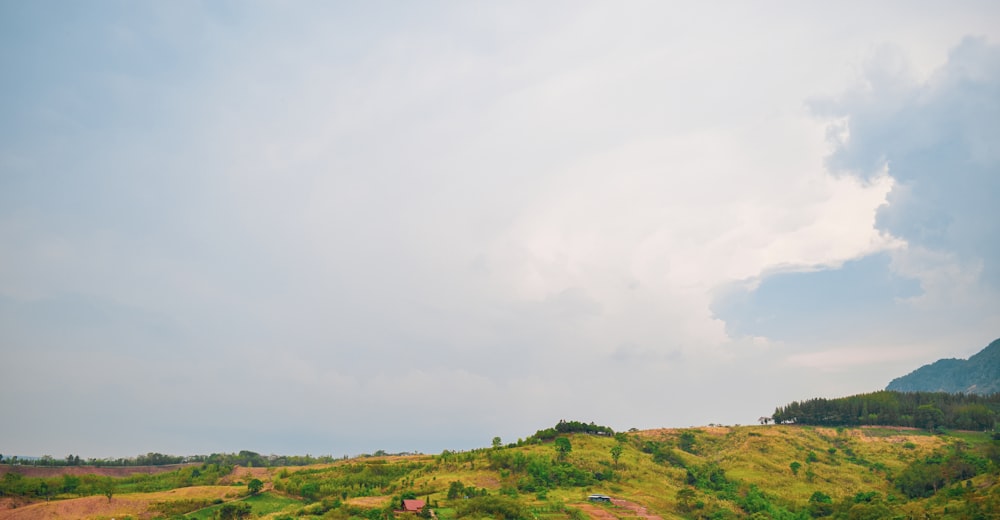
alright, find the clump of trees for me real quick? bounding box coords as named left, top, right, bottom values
left=681, top=463, right=804, bottom=519
left=529, top=420, right=614, bottom=441
left=273, top=460, right=425, bottom=502
left=772, top=391, right=999, bottom=430
left=635, top=440, right=686, bottom=467
left=893, top=444, right=993, bottom=498
left=215, top=502, right=252, bottom=519
left=486, top=443, right=599, bottom=491
left=448, top=480, right=487, bottom=499
left=455, top=495, right=530, bottom=520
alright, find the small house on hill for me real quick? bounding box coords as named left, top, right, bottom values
left=402, top=499, right=426, bottom=513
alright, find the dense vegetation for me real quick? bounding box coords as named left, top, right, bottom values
left=529, top=420, right=615, bottom=441
left=772, top=391, right=1000, bottom=430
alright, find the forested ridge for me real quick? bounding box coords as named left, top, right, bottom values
left=773, top=391, right=1000, bottom=430
left=887, top=338, right=1000, bottom=394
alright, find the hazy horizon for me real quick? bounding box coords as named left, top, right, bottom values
left=2, top=1, right=999, bottom=460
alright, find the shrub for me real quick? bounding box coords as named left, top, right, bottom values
left=455, top=496, right=530, bottom=520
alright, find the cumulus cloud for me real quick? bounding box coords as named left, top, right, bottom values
left=818, top=38, right=1000, bottom=263
left=715, top=37, right=1000, bottom=363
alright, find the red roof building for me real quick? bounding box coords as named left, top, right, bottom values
left=402, top=499, right=426, bottom=513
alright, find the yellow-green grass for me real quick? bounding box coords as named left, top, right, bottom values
left=182, top=492, right=302, bottom=519
left=6, top=425, right=995, bottom=519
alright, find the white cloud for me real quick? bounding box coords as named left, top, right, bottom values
left=2, top=2, right=999, bottom=457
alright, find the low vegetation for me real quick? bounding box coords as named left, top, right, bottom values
left=1, top=417, right=998, bottom=519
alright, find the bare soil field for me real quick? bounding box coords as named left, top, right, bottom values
left=0, top=464, right=198, bottom=478
left=0, top=486, right=237, bottom=520
left=576, top=498, right=664, bottom=520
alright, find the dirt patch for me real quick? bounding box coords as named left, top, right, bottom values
left=0, top=464, right=197, bottom=479
left=610, top=498, right=663, bottom=520
left=576, top=502, right=620, bottom=520
left=575, top=499, right=663, bottom=520
left=220, top=466, right=271, bottom=485
left=470, top=475, right=501, bottom=489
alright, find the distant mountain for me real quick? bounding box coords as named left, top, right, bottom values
left=886, top=338, right=1000, bottom=394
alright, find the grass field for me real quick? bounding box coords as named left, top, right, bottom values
left=1, top=424, right=997, bottom=519
left=181, top=492, right=302, bottom=519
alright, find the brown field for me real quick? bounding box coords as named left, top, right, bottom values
left=635, top=426, right=732, bottom=438
left=0, top=486, right=238, bottom=520
left=218, top=466, right=271, bottom=485
left=576, top=498, right=665, bottom=520
left=346, top=496, right=391, bottom=508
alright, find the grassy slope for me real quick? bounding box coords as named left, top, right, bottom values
left=251, top=425, right=995, bottom=519
left=3, top=425, right=996, bottom=519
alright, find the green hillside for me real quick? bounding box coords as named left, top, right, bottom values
left=4, top=422, right=998, bottom=519
left=887, top=338, right=1000, bottom=394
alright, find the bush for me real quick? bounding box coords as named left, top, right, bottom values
left=455, top=496, right=530, bottom=520
left=216, top=502, right=252, bottom=520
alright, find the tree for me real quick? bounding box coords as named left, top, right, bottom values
left=676, top=488, right=697, bottom=512
left=915, top=404, right=945, bottom=431
left=102, top=477, right=115, bottom=503
left=678, top=432, right=697, bottom=454
left=808, top=491, right=833, bottom=517
left=610, top=444, right=624, bottom=465
left=554, top=437, right=572, bottom=461
left=61, top=474, right=80, bottom=495
left=301, top=482, right=319, bottom=502
left=492, top=437, right=503, bottom=449
left=447, top=480, right=466, bottom=499
left=217, top=502, right=252, bottom=520
left=247, top=478, right=263, bottom=496
left=790, top=461, right=802, bottom=476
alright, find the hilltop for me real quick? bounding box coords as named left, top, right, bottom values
left=1, top=421, right=998, bottom=519
left=887, top=338, right=1000, bottom=394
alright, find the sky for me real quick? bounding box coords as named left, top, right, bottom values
left=1, top=1, right=999, bottom=459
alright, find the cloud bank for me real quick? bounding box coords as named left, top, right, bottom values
left=1, top=2, right=998, bottom=458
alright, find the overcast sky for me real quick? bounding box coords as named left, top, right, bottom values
left=2, top=1, right=999, bottom=459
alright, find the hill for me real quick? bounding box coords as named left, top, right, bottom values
left=2, top=423, right=998, bottom=519
left=887, top=338, right=1000, bottom=394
